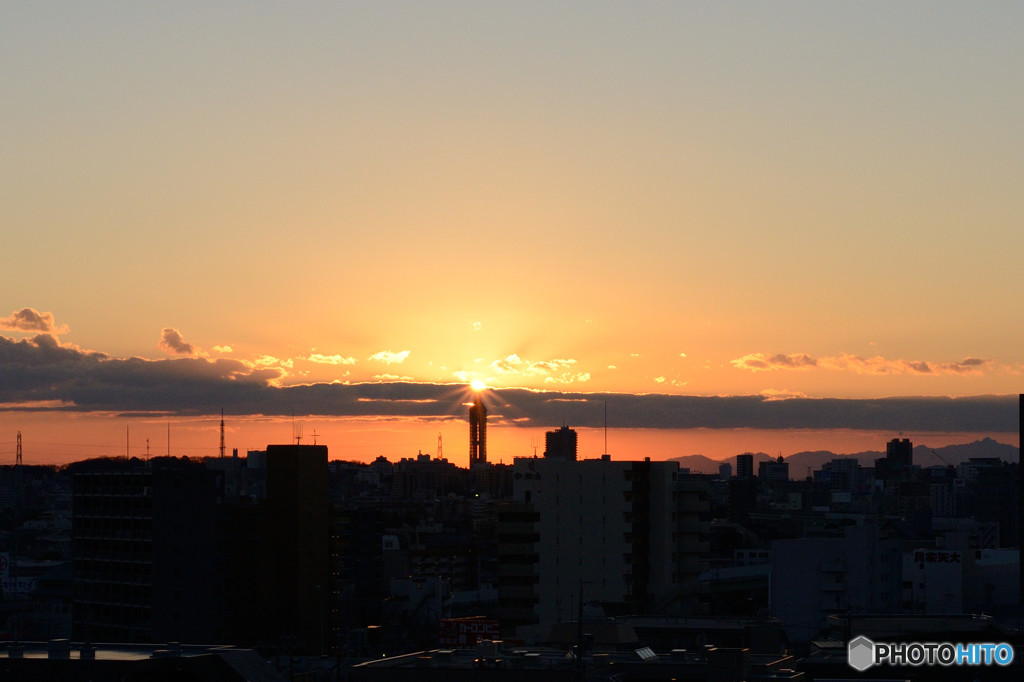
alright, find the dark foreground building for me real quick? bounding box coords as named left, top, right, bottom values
left=261, top=444, right=330, bottom=653
left=70, top=445, right=330, bottom=654
left=72, top=457, right=224, bottom=643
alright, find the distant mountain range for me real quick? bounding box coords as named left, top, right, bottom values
left=669, top=437, right=1019, bottom=477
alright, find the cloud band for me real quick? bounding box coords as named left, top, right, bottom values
left=0, top=334, right=1016, bottom=432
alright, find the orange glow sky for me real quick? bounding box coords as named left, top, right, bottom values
left=2, top=4, right=1023, bottom=466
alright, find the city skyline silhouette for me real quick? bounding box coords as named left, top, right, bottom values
left=3, top=4, right=1024, bottom=467
left=2, top=6, right=1024, bottom=676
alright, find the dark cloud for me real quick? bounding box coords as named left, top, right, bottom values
left=740, top=352, right=994, bottom=377
left=769, top=353, right=817, bottom=369
left=0, top=334, right=1017, bottom=432
left=0, top=308, right=68, bottom=334
left=731, top=353, right=817, bottom=372
left=158, top=328, right=196, bottom=356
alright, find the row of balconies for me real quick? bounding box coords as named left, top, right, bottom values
left=73, top=511, right=153, bottom=521
left=74, top=529, right=152, bottom=540
left=72, top=550, right=155, bottom=562
left=73, top=540, right=153, bottom=554
left=72, top=492, right=153, bottom=504
left=72, top=597, right=154, bottom=612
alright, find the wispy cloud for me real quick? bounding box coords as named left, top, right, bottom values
left=819, top=354, right=991, bottom=376
left=254, top=355, right=294, bottom=369
left=307, top=353, right=357, bottom=366
left=373, top=373, right=414, bottom=381
left=490, top=354, right=589, bottom=384
left=369, top=350, right=410, bottom=365
left=490, top=354, right=574, bottom=375
left=158, top=328, right=197, bottom=356
left=1, top=308, right=69, bottom=335
left=544, top=372, right=590, bottom=384
left=490, top=353, right=523, bottom=373
left=213, top=345, right=233, bottom=354
left=732, top=352, right=991, bottom=377
left=760, top=388, right=809, bottom=401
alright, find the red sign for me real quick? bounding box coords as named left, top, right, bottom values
left=438, top=618, right=500, bottom=648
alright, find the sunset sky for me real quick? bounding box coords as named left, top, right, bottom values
left=3, top=3, right=1022, bottom=465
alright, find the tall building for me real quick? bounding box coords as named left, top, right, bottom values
left=876, top=438, right=915, bottom=483
left=71, top=447, right=331, bottom=652
left=736, top=453, right=754, bottom=479
left=500, top=456, right=708, bottom=641
left=261, top=443, right=330, bottom=653
left=543, top=425, right=577, bottom=460
left=469, top=396, right=487, bottom=467
left=72, top=457, right=224, bottom=643
left=771, top=521, right=901, bottom=643
left=758, top=455, right=789, bottom=482
left=886, top=438, right=913, bottom=466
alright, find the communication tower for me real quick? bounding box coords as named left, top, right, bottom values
left=469, top=397, right=487, bottom=466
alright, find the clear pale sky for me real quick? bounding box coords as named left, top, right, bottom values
left=2, top=3, right=1022, bottom=464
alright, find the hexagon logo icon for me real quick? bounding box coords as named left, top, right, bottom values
left=848, top=635, right=875, bottom=671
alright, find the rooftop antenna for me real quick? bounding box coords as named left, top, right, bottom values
left=16, top=431, right=22, bottom=466
left=146, top=438, right=150, bottom=460
left=437, top=432, right=443, bottom=459
left=126, top=425, right=130, bottom=459
left=603, top=400, right=609, bottom=457
left=219, top=408, right=226, bottom=458
left=312, top=428, right=319, bottom=446
left=167, top=422, right=170, bottom=457
left=293, top=419, right=303, bottom=445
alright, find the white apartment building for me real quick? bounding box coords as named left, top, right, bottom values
left=499, top=456, right=707, bottom=641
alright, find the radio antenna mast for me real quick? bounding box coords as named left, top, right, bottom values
left=603, top=400, right=609, bottom=457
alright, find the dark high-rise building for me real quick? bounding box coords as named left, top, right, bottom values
left=71, top=447, right=331, bottom=652
left=72, top=457, right=224, bottom=643
left=886, top=438, right=913, bottom=466
left=543, top=425, right=577, bottom=460
left=469, top=397, right=487, bottom=467
left=262, top=443, right=329, bottom=653
left=736, top=453, right=754, bottom=479
left=758, top=455, right=789, bottom=482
